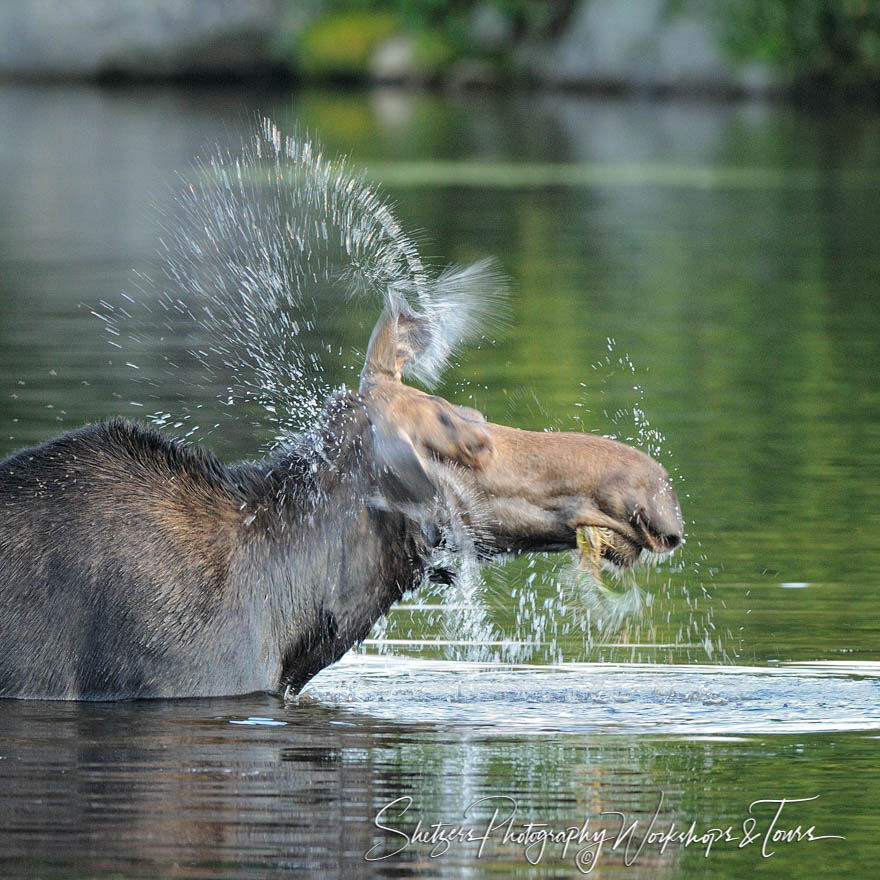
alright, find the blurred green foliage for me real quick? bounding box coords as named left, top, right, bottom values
left=280, top=0, right=574, bottom=80
left=285, top=0, right=880, bottom=94
left=312, top=0, right=572, bottom=40
left=696, top=0, right=880, bottom=90
left=297, top=10, right=398, bottom=78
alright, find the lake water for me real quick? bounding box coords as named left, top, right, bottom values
left=0, top=84, right=878, bottom=877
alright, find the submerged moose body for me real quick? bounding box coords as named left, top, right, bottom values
left=0, top=299, right=683, bottom=701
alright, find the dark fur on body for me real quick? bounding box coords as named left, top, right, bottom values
left=0, top=393, right=424, bottom=700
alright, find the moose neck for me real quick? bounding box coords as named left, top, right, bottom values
left=243, top=392, right=428, bottom=694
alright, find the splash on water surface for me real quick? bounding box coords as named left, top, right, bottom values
left=303, top=653, right=880, bottom=735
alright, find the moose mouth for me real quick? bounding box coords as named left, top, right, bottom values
left=576, top=524, right=677, bottom=577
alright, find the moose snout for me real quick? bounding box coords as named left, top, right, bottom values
left=645, top=526, right=682, bottom=553
left=630, top=495, right=684, bottom=554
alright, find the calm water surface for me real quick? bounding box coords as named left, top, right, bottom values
left=0, top=84, right=878, bottom=877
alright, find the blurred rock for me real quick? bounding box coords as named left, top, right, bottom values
left=368, top=35, right=420, bottom=85
left=0, top=0, right=783, bottom=95
left=468, top=3, right=515, bottom=53
left=519, top=0, right=780, bottom=95
left=0, top=0, right=287, bottom=79
left=368, top=30, right=455, bottom=86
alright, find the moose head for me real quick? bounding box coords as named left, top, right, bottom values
left=356, top=293, right=684, bottom=575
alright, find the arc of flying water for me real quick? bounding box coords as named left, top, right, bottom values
left=148, top=117, right=504, bottom=445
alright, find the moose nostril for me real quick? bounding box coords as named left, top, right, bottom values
left=661, top=532, right=681, bottom=551
left=632, top=501, right=683, bottom=553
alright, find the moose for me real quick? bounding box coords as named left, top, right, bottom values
left=0, top=294, right=683, bottom=700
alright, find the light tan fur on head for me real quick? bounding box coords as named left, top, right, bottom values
left=360, top=299, right=495, bottom=473
left=358, top=292, right=683, bottom=565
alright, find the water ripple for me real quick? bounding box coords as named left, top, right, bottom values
left=302, top=653, right=880, bottom=735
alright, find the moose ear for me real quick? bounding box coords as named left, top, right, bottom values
left=369, top=416, right=437, bottom=507
left=361, top=260, right=507, bottom=389
left=360, top=301, right=429, bottom=387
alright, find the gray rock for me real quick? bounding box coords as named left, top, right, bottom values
left=519, top=0, right=780, bottom=95
left=0, top=0, right=784, bottom=94
left=0, top=0, right=287, bottom=79
left=368, top=35, right=421, bottom=85
left=469, top=2, right=515, bottom=53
